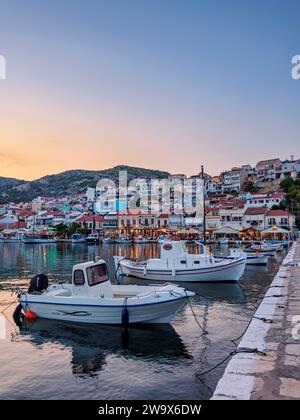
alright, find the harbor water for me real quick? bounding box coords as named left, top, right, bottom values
left=0, top=242, right=286, bottom=400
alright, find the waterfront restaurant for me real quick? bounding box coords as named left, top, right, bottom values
left=118, top=212, right=173, bottom=238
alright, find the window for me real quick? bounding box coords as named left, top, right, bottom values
left=73, top=270, right=85, bottom=285
left=180, top=260, right=186, bottom=264
left=87, top=264, right=109, bottom=287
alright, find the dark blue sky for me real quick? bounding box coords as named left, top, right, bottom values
left=0, top=0, right=300, bottom=179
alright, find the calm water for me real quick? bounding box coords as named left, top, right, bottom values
left=0, top=242, right=285, bottom=400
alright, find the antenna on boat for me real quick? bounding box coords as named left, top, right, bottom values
left=201, top=165, right=206, bottom=245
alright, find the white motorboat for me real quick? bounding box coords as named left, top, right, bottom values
left=23, top=232, right=57, bottom=244
left=85, top=233, right=101, bottom=244
left=71, top=233, right=86, bottom=243
left=17, top=259, right=194, bottom=325
left=114, top=240, right=246, bottom=283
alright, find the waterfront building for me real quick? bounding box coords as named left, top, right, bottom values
left=264, top=209, right=295, bottom=230
left=243, top=206, right=269, bottom=231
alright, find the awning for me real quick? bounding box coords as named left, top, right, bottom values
left=177, top=228, right=200, bottom=234
left=213, top=226, right=241, bottom=235
left=261, top=227, right=290, bottom=234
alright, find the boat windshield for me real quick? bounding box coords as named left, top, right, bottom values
left=87, top=264, right=109, bottom=286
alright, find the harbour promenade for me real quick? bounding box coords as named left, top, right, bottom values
left=212, top=240, right=300, bottom=400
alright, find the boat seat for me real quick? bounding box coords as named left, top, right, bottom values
left=47, top=288, right=72, bottom=297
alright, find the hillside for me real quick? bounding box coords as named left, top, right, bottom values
left=0, top=176, right=25, bottom=193
left=0, top=165, right=170, bottom=203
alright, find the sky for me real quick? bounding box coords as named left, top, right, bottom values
left=0, top=0, right=300, bottom=180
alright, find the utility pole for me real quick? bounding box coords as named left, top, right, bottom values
left=201, top=165, right=206, bottom=245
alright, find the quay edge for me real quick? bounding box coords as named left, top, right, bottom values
left=211, top=240, right=300, bottom=400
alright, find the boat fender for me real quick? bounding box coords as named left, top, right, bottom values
left=143, top=267, right=147, bottom=276
left=121, top=298, right=129, bottom=326
left=25, top=310, right=37, bottom=320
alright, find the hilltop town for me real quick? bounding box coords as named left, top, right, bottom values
left=0, top=157, right=299, bottom=239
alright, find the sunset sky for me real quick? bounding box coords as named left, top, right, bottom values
left=1, top=0, right=300, bottom=180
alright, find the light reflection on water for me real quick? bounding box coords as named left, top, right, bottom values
left=0, top=242, right=285, bottom=400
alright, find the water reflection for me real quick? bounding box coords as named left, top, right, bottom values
left=0, top=241, right=286, bottom=399
left=16, top=319, right=191, bottom=376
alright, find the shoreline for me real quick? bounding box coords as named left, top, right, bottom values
left=211, top=240, right=300, bottom=400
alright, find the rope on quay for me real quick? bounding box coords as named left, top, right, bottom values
left=196, top=347, right=264, bottom=379
left=195, top=307, right=271, bottom=380
left=0, top=297, right=18, bottom=314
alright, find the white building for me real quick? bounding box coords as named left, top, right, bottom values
left=247, top=193, right=285, bottom=208
left=243, top=207, right=269, bottom=231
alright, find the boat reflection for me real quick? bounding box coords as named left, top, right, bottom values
left=117, top=275, right=246, bottom=304
left=15, top=318, right=192, bottom=376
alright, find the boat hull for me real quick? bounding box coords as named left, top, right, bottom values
left=118, top=258, right=246, bottom=283
left=20, top=296, right=188, bottom=324
left=23, top=239, right=57, bottom=244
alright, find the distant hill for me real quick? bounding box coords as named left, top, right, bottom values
left=0, top=176, right=25, bottom=193
left=0, top=165, right=170, bottom=203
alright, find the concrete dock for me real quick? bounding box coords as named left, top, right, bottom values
left=212, top=241, right=300, bottom=400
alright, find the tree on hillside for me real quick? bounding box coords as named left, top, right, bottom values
left=280, top=175, right=300, bottom=227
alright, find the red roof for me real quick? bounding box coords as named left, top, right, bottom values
left=77, top=215, right=105, bottom=222
left=266, top=209, right=290, bottom=217
left=251, top=193, right=284, bottom=199
left=10, top=222, right=27, bottom=229
left=244, top=207, right=269, bottom=216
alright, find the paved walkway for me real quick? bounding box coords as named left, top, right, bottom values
left=212, top=241, right=300, bottom=400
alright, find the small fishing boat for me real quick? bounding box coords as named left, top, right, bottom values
left=23, top=231, right=57, bottom=244
left=71, top=233, right=86, bottom=243
left=0, top=230, right=23, bottom=243
left=116, top=236, right=130, bottom=244
left=216, top=249, right=269, bottom=266
left=85, top=232, right=101, bottom=244
left=134, top=236, right=148, bottom=244
left=16, top=258, right=194, bottom=325
left=102, top=237, right=116, bottom=244
left=243, top=247, right=276, bottom=257
left=251, top=241, right=283, bottom=253
left=114, top=240, right=246, bottom=283
left=245, top=253, right=269, bottom=266
left=219, top=237, right=229, bottom=245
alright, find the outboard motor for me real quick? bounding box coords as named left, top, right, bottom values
left=28, top=274, right=49, bottom=294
